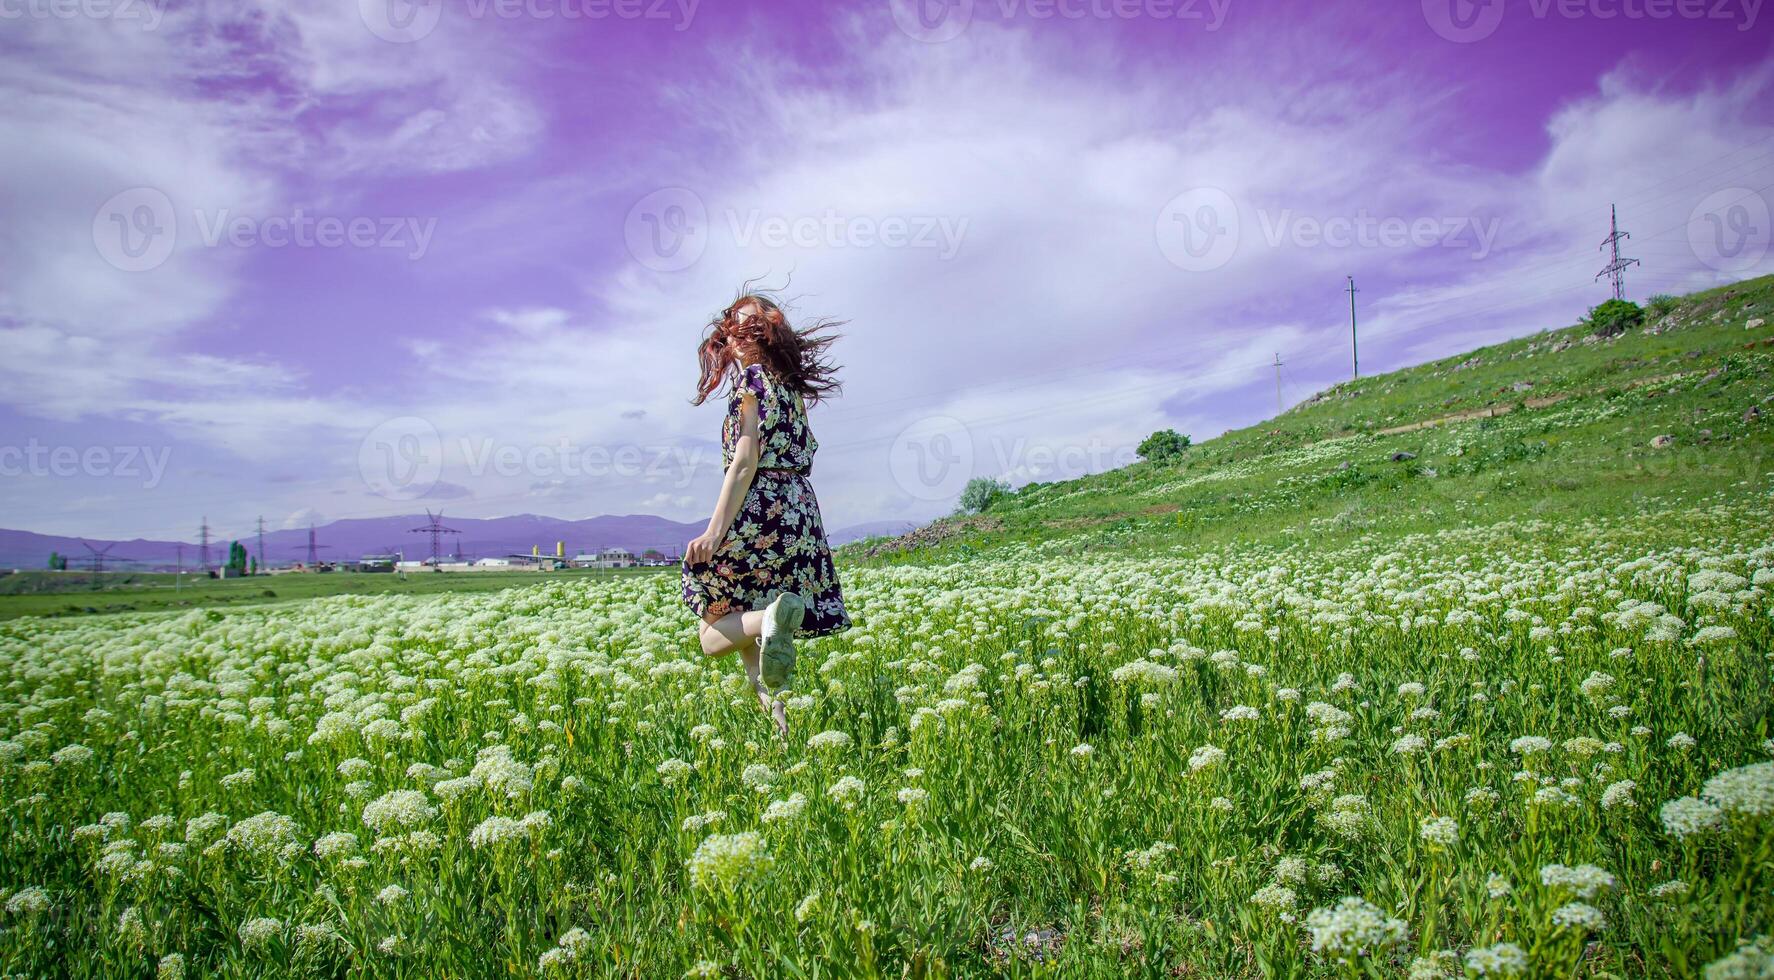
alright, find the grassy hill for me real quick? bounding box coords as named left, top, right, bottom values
left=859, top=275, right=1774, bottom=562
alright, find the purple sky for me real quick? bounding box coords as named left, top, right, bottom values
left=2, top=0, right=1772, bottom=544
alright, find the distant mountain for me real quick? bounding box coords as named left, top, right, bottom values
left=0, top=514, right=705, bottom=570
left=828, top=520, right=918, bottom=545
left=0, top=530, right=204, bottom=572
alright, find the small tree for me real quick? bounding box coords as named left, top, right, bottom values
left=47, top=551, right=65, bottom=571
left=1586, top=298, right=1643, bottom=338
left=227, top=541, right=248, bottom=577
left=957, top=477, right=1010, bottom=515
left=1137, top=428, right=1192, bottom=462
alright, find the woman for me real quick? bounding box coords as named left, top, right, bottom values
left=681, top=291, right=851, bottom=736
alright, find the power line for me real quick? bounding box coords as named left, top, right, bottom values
left=1595, top=203, right=1641, bottom=301
left=409, top=510, right=462, bottom=565
left=305, top=524, right=332, bottom=566
left=78, top=540, right=117, bottom=573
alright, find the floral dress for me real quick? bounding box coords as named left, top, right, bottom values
left=682, top=363, right=851, bottom=638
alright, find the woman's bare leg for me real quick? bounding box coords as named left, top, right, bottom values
left=698, top=610, right=765, bottom=657
left=699, top=610, right=788, bottom=737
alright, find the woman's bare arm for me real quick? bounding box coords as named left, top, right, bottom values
left=686, top=393, right=761, bottom=564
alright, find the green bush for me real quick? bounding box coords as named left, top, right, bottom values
left=957, top=477, right=1010, bottom=515
left=1586, top=298, right=1644, bottom=338
left=1646, top=294, right=1678, bottom=319
left=1137, top=428, right=1192, bottom=462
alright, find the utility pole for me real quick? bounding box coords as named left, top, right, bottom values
left=175, top=544, right=182, bottom=591
left=198, top=517, right=211, bottom=574
left=1595, top=204, right=1639, bottom=301
left=1345, top=276, right=1360, bottom=380
left=1273, top=352, right=1285, bottom=414
left=254, top=516, right=267, bottom=575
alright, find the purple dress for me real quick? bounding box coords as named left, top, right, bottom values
left=681, top=363, right=851, bottom=638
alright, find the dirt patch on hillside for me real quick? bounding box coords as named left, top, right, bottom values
left=1374, top=367, right=1707, bottom=438
left=1376, top=403, right=1517, bottom=436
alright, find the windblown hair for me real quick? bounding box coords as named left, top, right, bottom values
left=693, top=287, right=844, bottom=406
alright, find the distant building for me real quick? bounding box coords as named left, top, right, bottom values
left=474, top=557, right=511, bottom=568
left=597, top=547, right=636, bottom=569
left=568, top=548, right=638, bottom=569
left=504, top=554, right=562, bottom=571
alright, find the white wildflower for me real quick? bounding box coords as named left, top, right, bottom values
left=1304, top=896, right=1407, bottom=961
left=686, top=832, right=770, bottom=890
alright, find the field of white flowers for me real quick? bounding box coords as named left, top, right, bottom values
left=2, top=502, right=1772, bottom=978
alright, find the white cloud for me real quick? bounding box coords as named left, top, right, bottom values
left=282, top=507, right=325, bottom=530
left=0, top=0, right=543, bottom=430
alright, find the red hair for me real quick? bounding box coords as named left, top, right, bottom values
left=693, top=289, right=844, bottom=406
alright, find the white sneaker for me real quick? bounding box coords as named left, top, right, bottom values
left=759, top=593, right=805, bottom=690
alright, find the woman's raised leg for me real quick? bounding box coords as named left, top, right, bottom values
left=698, top=610, right=788, bottom=737
left=697, top=609, right=765, bottom=657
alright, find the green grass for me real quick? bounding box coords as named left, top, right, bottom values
left=0, top=567, right=672, bottom=622
left=2, top=499, right=1769, bottom=978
